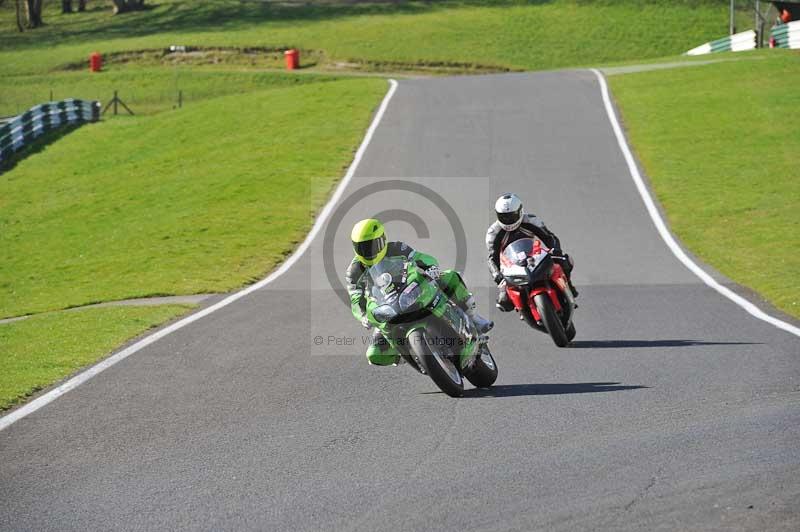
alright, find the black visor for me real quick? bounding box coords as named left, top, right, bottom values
left=497, top=208, right=521, bottom=226
left=354, top=235, right=386, bottom=260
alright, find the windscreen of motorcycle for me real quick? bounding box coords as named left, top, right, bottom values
left=367, top=256, right=407, bottom=304
left=500, top=237, right=546, bottom=276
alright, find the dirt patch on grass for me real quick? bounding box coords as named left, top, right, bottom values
left=59, top=46, right=326, bottom=71
left=56, top=46, right=517, bottom=75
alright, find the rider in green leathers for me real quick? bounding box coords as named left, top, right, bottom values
left=346, top=218, right=493, bottom=366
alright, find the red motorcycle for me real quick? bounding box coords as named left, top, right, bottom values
left=499, top=238, right=577, bottom=347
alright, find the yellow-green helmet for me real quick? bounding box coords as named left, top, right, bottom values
left=351, top=218, right=387, bottom=266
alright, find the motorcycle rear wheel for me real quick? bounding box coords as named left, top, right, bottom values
left=534, top=293, right=570, bottom=347
left=464, top=344, right=498, bottom=388
left=409, top=329, right=464, bottom=397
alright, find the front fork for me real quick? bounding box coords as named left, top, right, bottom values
left=509, top=283, right=574, bottom=324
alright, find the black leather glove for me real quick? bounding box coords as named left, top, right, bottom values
left=493, top=273, right=504, bottom=284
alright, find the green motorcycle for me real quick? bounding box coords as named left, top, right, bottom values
left=365, top=256, right=498, bottom=397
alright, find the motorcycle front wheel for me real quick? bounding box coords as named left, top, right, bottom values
left=409, top=329, right=464, bottom=397
left=533, top=293, right=570, bottom=347
left=566, top=321, right=577, bottom=342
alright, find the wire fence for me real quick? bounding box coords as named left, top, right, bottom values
left=0, top=89, right=189, bottom=118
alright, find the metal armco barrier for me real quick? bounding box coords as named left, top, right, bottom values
left=685, top=30, right=757, bottom=56
left=0, top=99, right=100, bottom=168
left=771, top=20, right=800, bottom=49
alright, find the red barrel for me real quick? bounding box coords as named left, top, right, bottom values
left=284, top=49, right=299, bottom=70
left=89, top=52, right=102, bottom=72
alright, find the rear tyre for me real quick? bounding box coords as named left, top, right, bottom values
left=409, top=329, right=464, bottom=397
left=534, top=293, right=569, bottom=347
left=464, top=345, right=498, bottom=388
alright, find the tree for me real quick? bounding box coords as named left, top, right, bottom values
left=16, top=0, right=43, bottom=30
left=15, top=0, right=24, bottom=32
left=78, top=0, right=86, bottom=12
left=111, top=0, right=145, bottom=15
left=26, top=0, right=43, bottom=27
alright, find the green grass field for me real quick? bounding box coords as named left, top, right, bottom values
left=610, top=52, right=800, bottom=318
left=1, top=78, right=387, bottom=318
left=0, top=1, right=750, bottom=80
left=0, top=305, right=190, bottom=410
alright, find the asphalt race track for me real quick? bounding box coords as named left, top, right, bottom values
left=1, top=71, right=798, bottom=531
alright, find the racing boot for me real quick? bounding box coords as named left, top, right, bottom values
left=496, top=282, right=514, bottom=312
left=568, top=279, right=579, bottom=298
left=561, top=255, right=579, bottom=298
left=464, top=295, right=494, bottom=334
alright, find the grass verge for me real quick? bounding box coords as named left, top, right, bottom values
left=0, top=305, right=191, bottom=411
left=609, top=51, right=799, bottom=319
left=1, top=78, right=387, bottom=318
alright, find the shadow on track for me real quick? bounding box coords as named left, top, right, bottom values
left=423, top=382, right=648, bottom=398
left=569, top=339, right=758, bottom=349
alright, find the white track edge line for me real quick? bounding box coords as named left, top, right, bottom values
left=590, top=68, right=799, bottom=338
left=0, top=79, right=400, bottom=432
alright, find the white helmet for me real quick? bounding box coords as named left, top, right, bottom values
left=494, top=193, right=524, bottom=231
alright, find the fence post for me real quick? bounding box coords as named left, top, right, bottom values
left=757, top=0, right=761, bottom=46
left=179, top=90, right=183, bottom=109
left=102, top=91, right=134, bottom=116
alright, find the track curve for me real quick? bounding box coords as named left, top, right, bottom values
left=1, top=71, right=798, bottom=531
